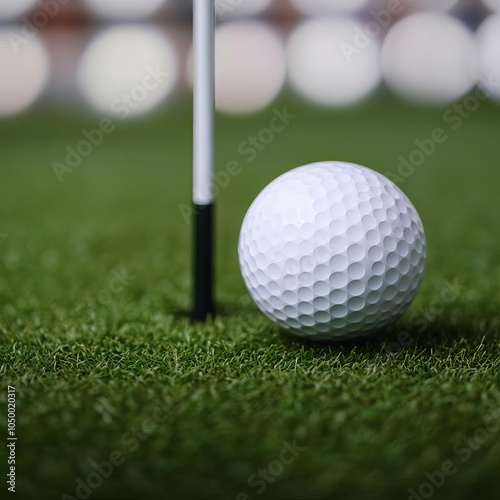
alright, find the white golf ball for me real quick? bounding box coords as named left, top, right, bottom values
left=238, top=162, right=426, bottom=341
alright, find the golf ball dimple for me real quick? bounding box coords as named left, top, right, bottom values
left=238, top=162, right=426, bottom=341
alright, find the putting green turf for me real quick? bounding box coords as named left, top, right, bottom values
left=1, top=97, right=499, bottom=499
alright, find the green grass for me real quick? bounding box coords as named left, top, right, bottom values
left=1, top=97, right=499, bottom=499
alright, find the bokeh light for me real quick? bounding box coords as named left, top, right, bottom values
left=477, top=15, right=500, bottom=101
left=188, top=21, right=286, bottom=115
left=413, top=0, right=459, bottom=11
left=78, top=25, right=178, bottom=118
left=0, top=28, right=49, bottom=116
left=482, top=0, right=500, bottom=13
left=84, top=0, right=168, bottom=20
left=286, top=18, right=381, bottom=107
left=289, top=0, right=369, bottom=16
left=215, top=0, right=273, bottom=19
left=381, top=13, right=479, bottom=105
left=0, top=0, right=36, bottom=19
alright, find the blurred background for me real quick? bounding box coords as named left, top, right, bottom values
left=2, top=3, right=500, bottom=499
left=0, top=0, right=499, bottom=118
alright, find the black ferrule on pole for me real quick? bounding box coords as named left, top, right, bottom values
left=192, top=203, right=215, bottom=321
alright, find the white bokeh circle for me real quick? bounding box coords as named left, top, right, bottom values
left=477, top=14, right=500, bottom=100
left=286, top=18, right=382, bottom=107
left=482, top=0, right=500, bottom=13
left=215, top=0, right=273, bottom=19
left=0, top=28, right=49, bottom=116
left=0, top=0, right=37, bottom=19
left=188, top=21, right=286, bottom=114
left=289, top=0, right=369, bottom=16
left=78, top=25, right=178, bottom=118
left=381, top=13, right=479, bottom=105
left=412, top=0, right=459, bottom=11
left=83, top=0, right=168, bottom=20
